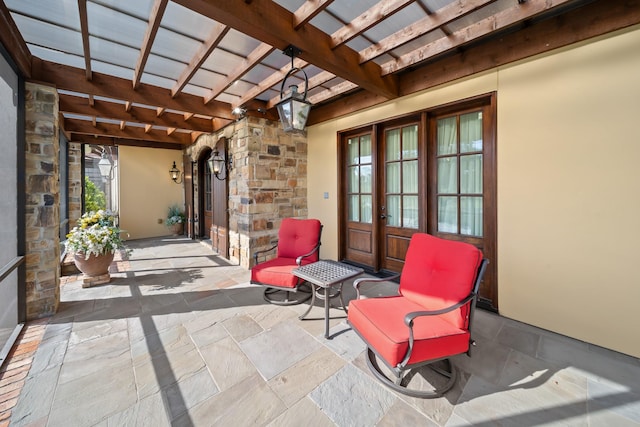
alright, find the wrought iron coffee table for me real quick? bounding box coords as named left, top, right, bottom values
left=293, top=260, right=363, bottom=338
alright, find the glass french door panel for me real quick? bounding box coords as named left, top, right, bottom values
left=386, top=163, right=400, bottom=193
left=348, top=166, right=359, bottom=192
left=438, top=196, right=458, bottom=233
left=348, top=195, right=360, bottom=222
left=402, top=125, right=418, bottom=158
left=460, top=154, right=483, bottom=194
left=347, top=138, right=359, bottom=164
left=387, top=195, right=401, bottom=227
left=360, top=165, right=372, bottom=193
left=361, top=195, right=373, bottom=223
left=360, top=135, right=372, bottom=162
left=386, top=129, right=401, bottom=161
left=460, top=112, right=483, bottom=153
left=437, top=158, right=457, bottom=193
left=403, top=196, right=419, bottom=229
left=437, top=117, right=457, bottom=155
left=461, top=196, right=483, bottom=236
left=402, top=160, right=418, bottom=193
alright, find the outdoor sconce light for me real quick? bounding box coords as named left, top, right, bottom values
left=275, top=45, right=312, bottom=133
left=207, top=149, right=233, bottom=181
left=169, top=161, right=183, bottom=184
left=98, top=150, right=115, bottom=181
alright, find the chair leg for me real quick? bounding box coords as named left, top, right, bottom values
left=263, top=286, right=312, bottom=306
left=365, top=349, right=458, bottom=398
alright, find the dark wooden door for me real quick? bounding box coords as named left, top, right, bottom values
left=199, top=149, right=213, bottom=239
left=427, top=96, right=497, bottom=310
left=211, top=139, right=229, bottom=257
left=183, top=154, right=194, bottom=238
left=379, top=120, right=421, bottom=272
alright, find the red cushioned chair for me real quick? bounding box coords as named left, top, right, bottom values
left=251, top=218, right=322, bottom=305
left=347, top=233, right=488, bottom=398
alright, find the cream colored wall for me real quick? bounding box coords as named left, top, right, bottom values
left=307, top=26, right=640, bottom=357
left=118, top=146, right=185, bottom=240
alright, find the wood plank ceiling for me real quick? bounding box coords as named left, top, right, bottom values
left=0, top=0, right=637, bottom=149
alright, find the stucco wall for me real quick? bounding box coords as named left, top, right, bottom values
left=306, top=25, right=640, bottom=357
left=118, top=146, right=185, bottom=240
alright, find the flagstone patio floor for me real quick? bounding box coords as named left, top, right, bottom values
left=2, top=236, right=639, bottom=426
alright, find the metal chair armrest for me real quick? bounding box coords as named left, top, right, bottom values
left=353, top=274, right=400, bottom=299
left=295, top=242, right=321, bottom=266
left=253, top=242, right=278, bottom=265
left=403, top=293, right=475, bottom=327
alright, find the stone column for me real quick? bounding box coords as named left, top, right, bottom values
left=24, top=82, right=60, bottom=319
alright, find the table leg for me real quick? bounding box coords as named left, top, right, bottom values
left=299, top=284, right=316, bottom=320
left=324, top=286, right=330, bottom=339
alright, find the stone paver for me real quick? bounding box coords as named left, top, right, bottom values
left=2, top=237, right=640, bottom=426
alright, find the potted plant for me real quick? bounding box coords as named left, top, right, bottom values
left=65, top=210, right=127, bottom=284
left=166, top=204, right=186, bottom=235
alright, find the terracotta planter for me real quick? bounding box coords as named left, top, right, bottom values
left=169, top=223, right=184, bottom=236
left=73, top=252, right=115, bottom=277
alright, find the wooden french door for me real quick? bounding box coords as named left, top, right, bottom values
left=210, top=139, right=229, bottom=257
left=198, top=149, right=213, bottom=239
left=340, top=94, right=497, bottom=310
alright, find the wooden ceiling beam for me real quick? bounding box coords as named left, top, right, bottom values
left=69, top=134, right=185, bottom=150
left=205, top=43, right=275, bottom=104
left=63, top=118, right=191, bottom=145
left=173, top=0, right=398, bottom=99
left=265, top=69, right=337, bottom=108
left=171, top=23, right=230, bottom=97
left=359, top=0, right=496, bottom=64
left=32, top=58, right=235, bottom=120
left=77, top=0, right=92, bottom=80
left=233, top=57, right=307, bottom=108
left=0, top=1, right=32, bottom=77
left=309, top=0, right=640, bottom=125
left=330, top=0, right=415, bottom=48
left=382, top=0, right=576, bottom=75
left=293, top=0, right=334, bottom=29
left=133, top=0, right=169, bottom=89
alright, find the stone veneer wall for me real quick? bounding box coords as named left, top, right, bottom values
left=186, top=116, right=308, bottom=269
left=24, top=82, right=60, bottom=319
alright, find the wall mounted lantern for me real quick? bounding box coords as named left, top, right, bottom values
left=275, top=45, right=312, bottom=133
left=169, top=161, right=183, bottom=184
left=207, top=149, right=232, bottom=181
left=98, top=150, right=115, bottom=181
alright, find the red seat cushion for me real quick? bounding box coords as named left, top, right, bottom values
left=250, top=257, right=305, bottom=289
left=348, top=296, right=470, bottom=367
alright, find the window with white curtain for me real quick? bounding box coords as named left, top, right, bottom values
left=436, top=112, right=483, bottom=237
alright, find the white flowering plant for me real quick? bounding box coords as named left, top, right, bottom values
left=65, top=210, right=127, bottom=259
left=165, top=204, right=186, bottom=226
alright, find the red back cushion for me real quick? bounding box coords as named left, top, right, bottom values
left=399, top=233, right=482, bottom=328
left=276, top=218, right=322, bottom=261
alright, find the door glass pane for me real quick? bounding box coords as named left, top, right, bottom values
left=386, top=163, right=400, bottom=193
left=360, top=135, right=372, bottom=162
left=360, top=165, right=372, bottom=193
left=437, top=158, right=457, bottom=193
left=348, top=166, right=359, bottom=192
left=460, top=154, right=483, bottom=194
left=386, top=129, right=401, bottom=161
left=402, top=160, right=418, bottom=193
left=348, top=195, right=360, bottom=222
left=402, top=125, right=418, bottom=159
left=361, top=195, right=373, bottom=224
left=437, top=117, right=457, bottom=155
left=461, top=112, right=483, bottom=153
left=387, top=195, right=401, bottom=227
left=461, top=196, right=483, bottom=236
left=347, top=138, right=359, bottom=165
left=438, top=196, right=458, bottom=233
left=403, top=196, right=419, bottom=229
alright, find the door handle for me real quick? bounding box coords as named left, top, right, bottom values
left=380, top=214, right=387, bottom=219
